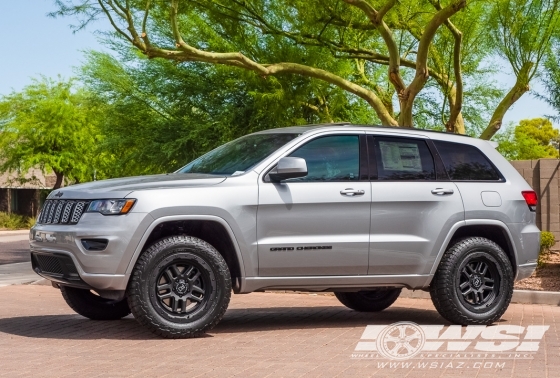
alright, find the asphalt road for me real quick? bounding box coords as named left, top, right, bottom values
left=0, top=239, right=30, bottom=265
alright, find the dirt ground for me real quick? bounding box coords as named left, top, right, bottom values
left=514, top=249, right=560, bottom=291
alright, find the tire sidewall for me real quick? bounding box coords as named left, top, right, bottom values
left=130, top=237, right=230, bottom=333
left=446, top=240, right=513, bottom=322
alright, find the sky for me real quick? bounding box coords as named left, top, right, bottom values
left=0, top=0, right=558, bottom=131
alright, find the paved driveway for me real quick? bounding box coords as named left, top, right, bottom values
left=0, top=286, right=558, bottom=377
left=0, top=231, right=30, bottom=265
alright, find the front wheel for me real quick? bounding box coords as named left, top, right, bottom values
left=334, top=288, right=402, bottom=312
left=127, top=236, right=231, bottom=339
left=60, top=286, right=131, bottom=320
left=430, top=237, right=514, bottom=325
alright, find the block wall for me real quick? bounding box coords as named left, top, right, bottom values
left=510, top=159, right=560, bottom=241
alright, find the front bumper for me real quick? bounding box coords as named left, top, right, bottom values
left=29, top=212, right=153, bottom=290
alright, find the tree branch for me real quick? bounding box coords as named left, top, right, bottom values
left=97, top=0, right=134, bottom=44
left=344, top=0, right=406, bottom=94
left=400, top=0, right=466, bottom=126
left=480, top=62, right=533, bottom=140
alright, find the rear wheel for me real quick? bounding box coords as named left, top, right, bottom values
left=334, top=288, right=402, bottom=312
left=60, top=286, right=131, bottom=320
left=430, top=237, right=514, bottom=325
left=127, top=236, right=231, bottom=339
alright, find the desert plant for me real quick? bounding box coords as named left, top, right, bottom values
left=538, top=231, right=557, bottom=267
left=0, top=212, right=35, bottom=230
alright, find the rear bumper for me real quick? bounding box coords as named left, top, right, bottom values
left=516, top=262, right=537, bottom=281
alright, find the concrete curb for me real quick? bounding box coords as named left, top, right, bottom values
left=0, top=230, right=30, bottom=235
left=401, top=288, right=560, bottom=306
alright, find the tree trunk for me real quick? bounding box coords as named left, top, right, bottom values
left=479, top=62, right=533, bottom=140
left=53, top=171, right=64, bottom=190
left=398, top=98, right=415, bottom=127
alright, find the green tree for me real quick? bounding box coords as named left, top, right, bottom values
left=52, top=0, right=560, bottom=139
left=0, top=77, right=102, bottom=189
left=496, top=118, right=560, bottom=160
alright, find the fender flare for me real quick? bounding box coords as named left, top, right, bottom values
left=424, top=219, right=519, bottom=287
left=124, top=214, right=246, bottom=281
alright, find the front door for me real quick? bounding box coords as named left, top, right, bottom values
left=257, top=133, right=371, bottom=276
left=367, top=135, right=465, bottom=275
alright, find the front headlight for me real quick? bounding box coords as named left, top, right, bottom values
left=87, top=199, right=136, bottom=215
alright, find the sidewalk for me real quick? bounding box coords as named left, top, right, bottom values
left=0, top=229, right=30, bottom=243
left=0, top=262, right=38, bottom=287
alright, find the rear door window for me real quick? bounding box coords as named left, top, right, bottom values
left=373, top=137, right=436, bottom=181
left=433, top=140, right=501, bottom=181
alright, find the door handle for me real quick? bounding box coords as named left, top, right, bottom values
left=431, top=188, right=454, bottom=196
left=340, top=188, right=365, bottom=196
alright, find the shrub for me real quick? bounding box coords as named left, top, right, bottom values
left=0, top=212, right=35, bottom=230
left=538, top=231, right=557, bottom=267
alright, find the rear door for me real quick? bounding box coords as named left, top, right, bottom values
left=257, top=133, right=371, bottom=276
left=432, top=140, right=507, bottom=221
left=367, top=135, right=465, bottom=275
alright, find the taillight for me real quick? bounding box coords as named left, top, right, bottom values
left=521, top=191, right=538, bottom=212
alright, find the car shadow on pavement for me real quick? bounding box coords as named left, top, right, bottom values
left=0, top=305, right=450, bottom=340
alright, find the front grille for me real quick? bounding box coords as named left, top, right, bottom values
left=37, top=199, right=90, bottom=225
left=34, top=254, right=64, bottom=275
left=31, top=253, right=83, bottom=287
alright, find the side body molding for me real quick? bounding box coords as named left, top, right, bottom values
left=124, top=215, right=246, bottom=287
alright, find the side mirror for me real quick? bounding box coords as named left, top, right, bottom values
left=268, top=157, right=308, bottom=182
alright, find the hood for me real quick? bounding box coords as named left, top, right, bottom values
left=47, top=173, right=226, bottom=200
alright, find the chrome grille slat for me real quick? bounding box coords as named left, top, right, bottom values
left=61, top=201, right=74, bottom=223
left=37, top=199, right=89, bottom=225
left=40, top=201, right=51, bottom=223
left=46, top=201, right=57, bottom=223
left=53, top=201, right=65, bottom=223
left=71, top=201, right=87, bottom=224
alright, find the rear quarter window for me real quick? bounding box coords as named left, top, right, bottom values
left=433, top=140, right=501, bottom=181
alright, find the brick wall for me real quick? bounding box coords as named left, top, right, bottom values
left=510, top=159, right=560, bottom=240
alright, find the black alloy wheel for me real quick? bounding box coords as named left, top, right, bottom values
left=457, top=256, right=500, bottom=312
left=430, top=237, right=514, bottom=325
left=127, top=235, right=231, bottom=338
left=155, top=262, right=208, bottom=316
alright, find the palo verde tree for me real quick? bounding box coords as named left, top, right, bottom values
left=52, top=0, right=560, bottom=139
left=0, top=77, right=102, bottom=189
left=80, top=47, right=375, bottom=176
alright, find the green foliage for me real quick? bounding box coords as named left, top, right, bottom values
left=80, top=47, right=376, bottom=176
left=0, top=212, right=35, bottom=230
left=0, top=77, right=104, bottom=187
left=538, top=231, right=557, bottom=267
left=495, top=118, right=560, bottom=160
left=52, top=0, right=550, bottom=137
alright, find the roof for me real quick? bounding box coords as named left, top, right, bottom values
left=252, top=123, right=472, bottom=138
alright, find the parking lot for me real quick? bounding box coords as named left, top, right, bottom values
left=0, top=285, right=558, bottom=378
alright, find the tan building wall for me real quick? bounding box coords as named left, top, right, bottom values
left=510, top=159, right=560, bottom=241
left=0, top=168, right=56, bottom=217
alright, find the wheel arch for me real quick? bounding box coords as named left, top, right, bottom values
left=125, top=215, right=246, bottom=293
left=428, top=220, right=519, bottom=284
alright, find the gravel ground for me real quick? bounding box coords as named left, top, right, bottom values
left=514, top=250, right=560, bottom=291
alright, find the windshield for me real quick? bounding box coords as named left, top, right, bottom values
left=178, top=133, right=299, bottom=175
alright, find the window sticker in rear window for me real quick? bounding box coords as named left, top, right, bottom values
left=379, top=141, right=422, bottom=172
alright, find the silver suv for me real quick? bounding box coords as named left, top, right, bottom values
left=30, top=124, right=540, bottom=338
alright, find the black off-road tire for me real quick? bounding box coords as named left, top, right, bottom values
left=60, top=286, right=131, bottom=320
left=334, top=288, right=402, bottom=312
left=127, top=236, right=231, bottom=339
left=430, top=237, right=514, bottom=325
